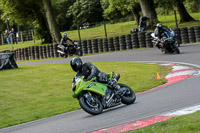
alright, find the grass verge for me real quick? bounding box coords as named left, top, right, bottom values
left=0, top=62, right=170, bottom=128
left=128, top=111, right=200, bottom=133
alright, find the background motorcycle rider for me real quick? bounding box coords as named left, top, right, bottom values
left=60, top=32, right=73, bottom=47
left=70, top=57, right=121, bottom=92
left=154, top=23, right=170, bottom=48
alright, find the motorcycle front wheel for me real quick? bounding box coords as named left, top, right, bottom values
left=79, top=93, right=103, bottom=115
left=174, top=45, right=180, bottom=54
left=76, top=49, right=83, bottom=56
left=118, top=83, right=136, bottom=104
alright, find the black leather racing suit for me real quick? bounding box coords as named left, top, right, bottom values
left=76, top=62, right=100, bottom=81
left=154, top=27, right=170, bottom=48
left=154, top=27, right=170, bottom=40
left=60, top=37, right=73, bottom=46
left=76, top=62, right=120, bottom=90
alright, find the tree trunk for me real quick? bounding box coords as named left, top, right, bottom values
left=175, top=0, right=195, bottom=23
left=37, top=16, right=52, bottom=43
left=139, top=0, right=158, bottom=29
left=132, top=8, right=140, bottom=26
left=42, top=0, right=61, bottom=44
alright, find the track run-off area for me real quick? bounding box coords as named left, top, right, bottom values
left=1, top=43, right=200, bottom=133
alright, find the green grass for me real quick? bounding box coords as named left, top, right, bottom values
left=0, top=12, right=199, bottom=52
left=0, top=62, right=170, bottom=128
left=128, top=111, right=200, bottom=133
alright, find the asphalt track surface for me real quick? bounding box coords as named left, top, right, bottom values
left=1, top=43, right=200, bottom=133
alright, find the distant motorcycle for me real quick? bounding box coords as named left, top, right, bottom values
left=151, top=29, right=180, bottom=54
left=57, top=41, right=83, bottom=58
left=72, top=72, right=136, bottom=115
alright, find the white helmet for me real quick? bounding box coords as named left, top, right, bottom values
left=156, top=23, right=162, bottom=28
left=63, top=33, right=67, bottom=37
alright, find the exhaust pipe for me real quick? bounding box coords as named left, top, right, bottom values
left=57, top=50, right=65, bottom=54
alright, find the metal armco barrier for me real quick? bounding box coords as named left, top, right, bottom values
left=1, top=26, right=200, bottom=61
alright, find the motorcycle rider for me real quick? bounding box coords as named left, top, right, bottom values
left=60, top=33, right=73, bottom=46
left=154, top=22, right=170, bottom=48
left=70, top=57, right=121, bottom=91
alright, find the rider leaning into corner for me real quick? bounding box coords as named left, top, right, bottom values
left=154, top=22, right=170, bottom=48
left=70, top=57, right=122, bottom=94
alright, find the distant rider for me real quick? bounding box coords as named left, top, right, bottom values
left=60, top=32, right=73, bottom=47
left=70, top=57, right=121, bottom=91
left=154, top=23, right=170, bottom=48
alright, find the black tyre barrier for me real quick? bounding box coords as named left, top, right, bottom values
left=42, top=46, right=47, bottom=59
left=39, top=46, right=43, bottom=59
left=194, top=26, right=200, bottom=42
left=173, top=28, right=182, bottom=44
left=119, top=35, right=126, bottom=50
left=87, top=40, right=93, bottom=54
left=30, top=46, right=35, bottom=60
left=138, top=32, right=146, bottom=48
left=35, top=46, right=40, bottom=60
left=53, top=44, right=59, bottom=58
left=46, top=45, right=51, bottom=59
left=108, top=37, right=115, bottom=51
left=15, top=49, right=20, bottom=61
left=49, top=45, right=53, bottom=58
left=145, top=32, right=153, bottom=48
left=113, top=36, right=120, bottom=51
left=180, top=28, right=189, bottom=44
left=92, top=39, right=98, bottom=53
left=0, top=53, right=18, bottom=70
left=125, top=34, right=132, bottom=49
left=131, top=33, right=139, bottom=48
left=82, top=40, right=88, bottom=55
left=98, top=39, right=104, bottom=53
left=103, top=38, right=109, bottom=52
left=24, top=47, right=29, bottom=60
left=21, top=48, right=25, bottom=61
left=188, top=27, right=196, bottom=43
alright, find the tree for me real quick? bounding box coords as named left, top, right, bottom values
left=42, top=0, right=61, bottom=44
left=175, top=0, right=194, bottom=23
left=155, top=0, right=195, bottom=23
left=0, top=0, right=52, bottom=43
left=52, top=0, right=76, bottom=31
left=102, top=0, right=141, bottom=25
left=67, top=0, right=103, bottom=27
left=139, top=0, right=158, bottom=29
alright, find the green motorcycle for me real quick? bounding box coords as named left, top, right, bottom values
left=72, top=72, right=136, bottom=115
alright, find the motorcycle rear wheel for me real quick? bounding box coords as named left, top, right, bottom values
left=79, top=93, right=103, bottom=115
left=59, top=53, right=68, bottom=58
left=118, top=83, right=136, bottom=104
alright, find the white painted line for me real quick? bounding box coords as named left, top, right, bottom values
left=172, top=66, right=191, bottom=71
left=163, top=104, right=200, bottom=117
left=165, top=70, right=199, bottom=78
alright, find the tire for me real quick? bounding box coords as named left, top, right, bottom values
left=79, top=93, right=103, bottom=115
left=174, top=46, right=180, bottom=54
left=173, top=43, right=180, bottom=54
left=118, top=83, right=136, bottom=104
left=76, top=49, right=83, bottom=56
left=60, top=53, right=68, bottom=58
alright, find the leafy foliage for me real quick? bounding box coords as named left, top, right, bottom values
left=101, top=0, right=140, bottom=22
left=0, top=0, right=52, bottom=43
left=52, top=0, right=76, bottom=31
left=67, top=0, right=103, bottom=27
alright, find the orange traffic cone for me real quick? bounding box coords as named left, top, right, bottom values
left=157, top=73, right=161, bottom=79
